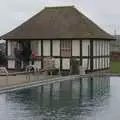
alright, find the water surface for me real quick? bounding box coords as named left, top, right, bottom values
left=0, top=77, right=119, bottom=120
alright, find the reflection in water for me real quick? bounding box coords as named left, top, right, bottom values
left=3, top=77, right=110, bottom=120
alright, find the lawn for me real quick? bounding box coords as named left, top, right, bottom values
left=111, top=60, right=120, bottom=73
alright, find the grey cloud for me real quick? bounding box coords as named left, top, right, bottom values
left=0, top=0, right=120, bottom=36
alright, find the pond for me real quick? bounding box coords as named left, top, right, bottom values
left=0, top=76, right=119, bottom=120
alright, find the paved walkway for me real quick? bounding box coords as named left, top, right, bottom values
left=0, top=73, right=54, bottom=88
left=0, top=69, right=116, bottom=92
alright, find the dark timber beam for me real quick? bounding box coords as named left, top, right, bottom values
left=90, top=40, right=93, bottom=72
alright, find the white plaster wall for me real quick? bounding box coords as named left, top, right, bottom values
left=96, top=41, right=100, bottom=56
left=93, top=40, right=104, bottom=56
left=101, top=58, right=104, bottom=69
left=100, top=40, right=103, bottom=56
left=29, top=61, right=32, bottom=65
left=72, top=40, right=80, bottom=56
left=108, top=57, right=110, bottom=68
left=102, top=41, right=105, bottom=56
left=93, top=41, right=97, bottom=56
left=82, top=58, right=90, bottom=69
left=62, top=58, right=70, bottom=70
left=103, top=58, right=106, bottom=68
left=100, top=58, right=102, bottom=69
left=34, top=60, right=41, bottom=69
left=96, top=58, right=100, bottom=69
left=53, top=40, right=60, bottom=56
left=43, top=40, right=50, bottom=56
left=82, top=40, right=90, bottom=56
left=105, top=58, right=108, bottom=68
left=97, top=40, right=102, bottom=56
left=8, top=60, right=15, bottom=69
left=52, top=58, right=60, bottom=69
left=105, top=41, right=108, bottom=56
left=108, top=41, right=110, bottom=56
left=38, top=40, right=41, bottom=56
left=104, top=41, right=106, bottom=55
left=106, top=58, right=108, bottom=68
left=99, top=41, right=102, bottom=56
left=21, top=61, right=24, bottom=69
left=8, top=41, right=11, bottom=56
left=8, top=41, right=16, bottom=57
left=93, top=58, right=97, bottom=69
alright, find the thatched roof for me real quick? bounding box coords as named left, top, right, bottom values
left=0, top=6, right=114, bottom=40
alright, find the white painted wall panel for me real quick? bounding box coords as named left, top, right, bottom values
left=43, top=40, right=50, bottom=56
left=72, top=40, right=80, bottom=56
left=101, top=41, right=104, bottom=56
left=101, top=58, right=104, bottom=69
left=53, top=40, right=60, bottom=56
left=62, top=59, right=70, bottom=70
left=38, top=40, right=41, bottom=56
left=98, top=40, right=104, bottom=56
left=100, top=58, right=102, bottom=69
left=102, top=40, right=105, bottom=56
left=8, top=41, right=16, bottom=57
left=106, top=57, right=108, bottom=68
left=108, top=57, right=110, bottom=68
left=82, top=40, right=90, bottom=56
left=103, top=58, right=105, bottom=68
left=108, top=41, right=110, bottom=56
left=96, top=41, right=100, bottom=56
left=8, top=41, right=11, bottom=56
left=105, top=58, right=108, bottom=68
left=8, top=60, right=15, bottom=69
left=93, top=41, right=97, bottom=56
left=99, top=41, right=102, bottom=56
left=105, top=41, right=107, bottom=56
left=93, top=58, right=97, bottom=69
left=34, top=61, right=41, bottom=69
left=52, top=58, right=60, bottom=69
left=96, top=58, right=100, bottom=69
left=82, top=58, right=90, bottom=69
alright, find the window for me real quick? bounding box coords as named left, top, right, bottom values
left=61, top=40, right=71, bottom=57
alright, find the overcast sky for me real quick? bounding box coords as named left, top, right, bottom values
left=0, top=0, right=120, bottom=38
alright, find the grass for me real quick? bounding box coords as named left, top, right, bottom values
left=111, top=60, right=120, bottom=73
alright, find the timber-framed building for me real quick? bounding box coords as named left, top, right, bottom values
left=0, top=6, right=114, bottom=72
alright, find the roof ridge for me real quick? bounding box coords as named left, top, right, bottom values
left=45, top=5, right=75, bottom=9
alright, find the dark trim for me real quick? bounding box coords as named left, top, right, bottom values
left=41, top=40, right=43, bottom=69
left=101, top=40, right=103, bottom=57
left=104, top=41, right=106, bottom=68
left=7, top=57, right=16, bottom=60
left=90, top=40, right=93, bottom=72
left=50, top=40, right=53, bottom=57
left=7, top=56, right=110, bottom=60
left=6, top=40, right=8, bottom=68
left=87, top=56, right=109, bottom=58
left=86, top=67, right=110, bottom=73
left=7, top=68, right=18, bottom=71
left=70, top=40, right=73, bottom=57
left=61, top=69, right=70, bottom=76
left=41, top=40, right=43, bottom=56
left=99, top=40, right=101, bottom=70
left=5, top=38, right=115, bottom=41
left=60, top=40, right=62, bottom=71
left=87, top=44, right=90, bottom=70
left=80, top=40, right=82, bottom=65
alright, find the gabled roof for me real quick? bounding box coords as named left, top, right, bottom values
left=0, top=6, right=114, bottom=40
